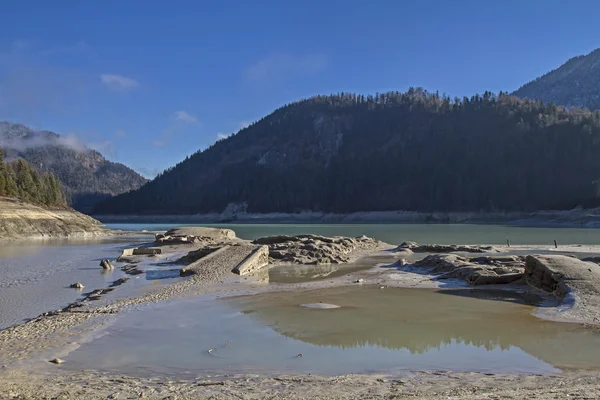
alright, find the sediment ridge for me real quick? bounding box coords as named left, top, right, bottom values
left=0, top=197, right=107, bottom=240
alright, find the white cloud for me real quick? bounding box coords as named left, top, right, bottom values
left=115, top=129, right=127, bottom=137
left=100, top=74, right=139, bottom=91
left=239, top=120, right=251, bottom=129
left=216, top=132, right=229, bottom=140
left=245, top=53, right=328, bottom=84
left=152, top=139, right=166, bottom=148
left=173, top=110, right=198, bottom=123
left=88, top=140, right=115, bottom=156
left=137, top=166, right=163, bottom=179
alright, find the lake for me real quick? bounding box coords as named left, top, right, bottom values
left=106, top=222, right=600, bottom=246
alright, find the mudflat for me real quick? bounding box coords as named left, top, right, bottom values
left=2, top=227, right=600, bottom=399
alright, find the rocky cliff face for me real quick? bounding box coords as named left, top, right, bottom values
left=513, top=48, right=600, bottom=110
left=0, top=197, right=106, bottom=240
left=0, top=122, right=147, bottom=212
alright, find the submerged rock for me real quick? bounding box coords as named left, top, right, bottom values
left=110, top=277, right=129, bottom=287
left=121, top=264, right=144, bottom=275
left=100, top=259, right=114, bottom=270
left=69, top=282, right=84, bottom=289
left=300, top=303, right=341, bottom=309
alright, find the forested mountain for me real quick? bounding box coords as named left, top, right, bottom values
left=94, top=89, right=600, bottom=215
left=0, top=122, right=147, bottom=212
left=513, top=48, right=600, bottom=110
left=0, top=149, right=66, bottom=207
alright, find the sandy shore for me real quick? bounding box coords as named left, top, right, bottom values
left=1, top=231, right=600, bottom=399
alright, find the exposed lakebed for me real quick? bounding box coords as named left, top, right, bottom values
left=62, top=286, right=600, bottom=377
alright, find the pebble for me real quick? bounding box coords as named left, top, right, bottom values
left=48, top=358, right=64, bottom=364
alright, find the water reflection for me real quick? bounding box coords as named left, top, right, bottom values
left=228, top=286, right=600, bottom=369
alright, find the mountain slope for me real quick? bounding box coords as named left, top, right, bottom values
left=513, top=49, right=600, bottom=110
left=94, top=90, right=600, bottom=215
left=0, top=122, right=147, bottom=212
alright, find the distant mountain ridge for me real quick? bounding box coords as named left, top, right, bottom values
left=94, top=90, right=600, bottom=216
left=513, top=48, right=600, bottom=110
left=0, top=122, right=147, bottom=212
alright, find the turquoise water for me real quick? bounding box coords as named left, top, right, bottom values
left=106, top=223, right=600, bottom=245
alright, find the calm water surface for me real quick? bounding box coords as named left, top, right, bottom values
left=0, top=236, right=170, bottom=329
left=106, top=223, right=600, bottom=245
left=64, top=286, right=600, bottom=376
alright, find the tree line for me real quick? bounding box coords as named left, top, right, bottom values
left=0, top=149, right=67, bottom=207
left=94, top=89, right=600, bottom=215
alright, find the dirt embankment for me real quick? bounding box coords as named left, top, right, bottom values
left=0, top=197, right=107, bottom=240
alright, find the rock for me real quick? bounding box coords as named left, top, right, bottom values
left=468, top=271, right=524, bottom=285
left=232, top=245, right=270, bottom=275
left=69, top=282, right=84, bottom=289
left=100, top=259, right=114, bottom=270
left=300, top=303, right=341, bottom=309
left=395, top=258, right=408, bottom=266
left=254, top=234, right=385, bottom=265
left=525, top=255, right=600, bottom=298
left=110, top=277, right=129, bottom=287
left=156, top=227, right=236, bottom=245
left=48, top=358, right=64, bottom=364
left=524, top=255, right=600, bottom=323
left=399, top=242, right=500, bottom=253
left=398, top=241, right=419, bottom=249
left=355, top=278, right=364, bottom=284
left=121, top=264, right=144, bottom=275
left=413, top=254, right=525, bottom=286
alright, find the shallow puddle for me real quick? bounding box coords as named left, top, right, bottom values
left=63, top=286, right=600, bottom=377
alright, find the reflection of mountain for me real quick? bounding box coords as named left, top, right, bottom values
left=228, top=286, right=600, bottom=369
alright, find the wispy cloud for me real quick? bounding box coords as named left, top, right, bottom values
left=115, top=129, right=127, bottom=138
left=137, top=166, right=163, bottom=179
left=238, top=120, right=251, bottom=130
left=88, top=140, right=115, bottom=156
left=216, top=132, right=230, bottom=141
left=100, top=74, right=139, bottom=91
left=152, top=139, right=166, bottom=148
left=173, top=110, right=198, bottom=123
left=40, top=41, right=93, bottom=57
left=245, top=53, right=328, bottom=84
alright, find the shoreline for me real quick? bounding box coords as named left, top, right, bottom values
left=2, top=230, right=600, bottom=399
left=93, top=208, right=600, bottom=227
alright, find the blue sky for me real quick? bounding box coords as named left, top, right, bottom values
left=1, top=0, right=599, bottom=177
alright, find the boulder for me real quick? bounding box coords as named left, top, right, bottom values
left=100, top=259, right=114, bottom=270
